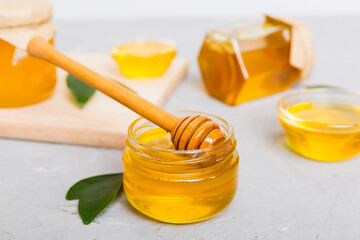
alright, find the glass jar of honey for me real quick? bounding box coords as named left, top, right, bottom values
left=0, top=0, right=56, bottom=108
left=123, top=111, right=239, bottom=223
left=198, top=16, right=313, bottom=105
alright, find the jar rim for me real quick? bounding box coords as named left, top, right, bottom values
left=278, top=87, right=360, bottom=129
left=111, top=38, right=176, bottom=54
left=127, top=110, right=235, bottom=156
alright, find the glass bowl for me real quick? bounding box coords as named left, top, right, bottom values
left=278, top=88, right=360, bottom=162
left=111, top=38, right=176, bottom=78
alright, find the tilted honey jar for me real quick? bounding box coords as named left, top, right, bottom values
left=198, top=15, right=315, bottom=105
left=0, top=0, right=56, bottom=108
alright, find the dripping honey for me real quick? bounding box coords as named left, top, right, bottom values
left=0, top=39, right=56, bottom=108
left=123, top=112, right=239, bottom=223
left=198, top=21, right=301, bottom=105
left=279, top=100, right=360, bottom=162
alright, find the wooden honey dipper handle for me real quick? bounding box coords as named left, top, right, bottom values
left=27, top=37, right=226, bottom=150
left=27, top=37, right=178, bottom=132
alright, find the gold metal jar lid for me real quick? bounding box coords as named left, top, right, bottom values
left=0, top=0, right=52, bottom=29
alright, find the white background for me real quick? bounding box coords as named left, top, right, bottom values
left=2, top=1, right=360, bottom=240
left=49, top=0, right=360, bottom=20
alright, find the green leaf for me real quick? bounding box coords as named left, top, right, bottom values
left=66, top=173, right=123, bottom=225
left=66, top=74, right=96, bottom=108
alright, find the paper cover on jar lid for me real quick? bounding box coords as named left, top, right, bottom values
left=0, top=21, right=54, bottom=50
left=0, top=0, right=54, bottom=64
left=0, top=21, right=55, bottom=64
left=0, top=0, right=52, bottom=29
left=266, top=15, right=316, bottom=81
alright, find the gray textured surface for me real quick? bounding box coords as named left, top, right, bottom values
left=1, top=17, right=360, bottom=239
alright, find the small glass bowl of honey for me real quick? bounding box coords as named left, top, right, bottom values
left=112, top=39, right=176, bottom=78
left=278, top=88, right=360, bottom=162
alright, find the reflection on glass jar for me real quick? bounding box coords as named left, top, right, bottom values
left=123, top=111, right=239, bottom=223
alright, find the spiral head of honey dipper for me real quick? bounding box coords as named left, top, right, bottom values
left=170, top=115, right=227, bottom=150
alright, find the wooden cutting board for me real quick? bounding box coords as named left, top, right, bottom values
left=0, top=53, right=188, bottom=149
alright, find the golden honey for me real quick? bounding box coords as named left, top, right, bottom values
left=198, top=20, right=301, bottom=105
left=278, top=89, right=360, bottom=162
left=112, top=41, right=176, bottom=78
left=0, top=38, right=56, bottom=108
left=123, top=111, right=239, bottom=223
left=0, top=0, right=56, bottom=108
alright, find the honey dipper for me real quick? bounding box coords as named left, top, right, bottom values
left=27, top=37, right=226, bottom=150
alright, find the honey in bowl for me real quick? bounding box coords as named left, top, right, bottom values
left=112, top=40, right=176, bottom=78
left=278, top=88, right=360, bottom=162
left=123, top=111, right=239, bottom=223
